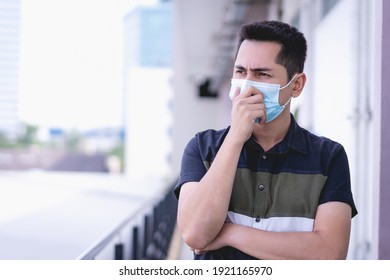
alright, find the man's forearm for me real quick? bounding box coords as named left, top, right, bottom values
left=225, top=224, right=334, bottom=259
left=177, top=132, right=245, bottom=249
left=206, top=202, right=351, bottom=259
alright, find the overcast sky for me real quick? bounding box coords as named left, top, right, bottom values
left=18, top=0, right=156, bottom=130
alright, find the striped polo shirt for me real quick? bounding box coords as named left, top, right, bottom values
left=174, top=115, right=358, bottom=260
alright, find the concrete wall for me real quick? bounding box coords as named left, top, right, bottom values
left=172, top=0, right=228, bottom=173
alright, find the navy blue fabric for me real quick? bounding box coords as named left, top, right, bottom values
left=194, top=247, right=257, bottom=260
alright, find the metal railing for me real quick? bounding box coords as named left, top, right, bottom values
left=77, top=181, right=178, bottom=260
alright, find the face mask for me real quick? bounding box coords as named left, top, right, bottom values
left=229, top=74, right=297, bottom=123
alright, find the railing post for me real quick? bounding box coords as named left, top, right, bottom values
left=143, top=215, right=150, bottom=259
left=132, top=226, right=139, bottom=260
left=114, top=243, right=124, bottom=260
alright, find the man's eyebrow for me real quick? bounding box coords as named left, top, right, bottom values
left=234, top=65, right=272, bottom=72
left=234, top=65, right=246, bottom=70
left=251, top=67, right=272, bottom=72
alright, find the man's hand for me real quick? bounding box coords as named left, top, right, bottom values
left=230, top=85, right=265, bottom=143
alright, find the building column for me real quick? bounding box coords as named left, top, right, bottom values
left=379, top=0, right=390, bottom=260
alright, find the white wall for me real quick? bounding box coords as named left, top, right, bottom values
left=172, top=0, right=230, bottom=173
left=282, top=0, right=377, bottom=259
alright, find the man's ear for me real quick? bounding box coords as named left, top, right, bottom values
left=292, top=73, right=306, bottom=98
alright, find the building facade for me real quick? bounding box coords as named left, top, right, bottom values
left=123, top=0, right=173, bottom=179
left=0, top=0, right=21, bottom=138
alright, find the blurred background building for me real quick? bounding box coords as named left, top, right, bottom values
left=0, top=0, right=21, bottom=139
left=123, top=1, right=173, bottom=179
left=0, top=0, right=389, bottom=260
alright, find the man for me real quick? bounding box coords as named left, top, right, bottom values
left=174, top=20, right=357, bottom=260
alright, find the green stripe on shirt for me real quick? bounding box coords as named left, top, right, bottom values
left=209, top=166, right=327, bottom=219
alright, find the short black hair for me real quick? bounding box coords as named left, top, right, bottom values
left=236, top=20, right=307, bottom=80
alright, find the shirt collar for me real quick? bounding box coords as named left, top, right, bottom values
left=273, top=114, right=308, bottom=155
left=245, top=114, right=309, bottom=155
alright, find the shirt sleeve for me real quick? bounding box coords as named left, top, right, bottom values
left=318, top=145, right=358, bottom=217
left=173, top=135, right=207, bottom=199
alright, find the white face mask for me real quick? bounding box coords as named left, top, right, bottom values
left=229, top=74, right=297, bottom=123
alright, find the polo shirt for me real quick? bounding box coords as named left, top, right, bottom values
left=174, top=115, right=358, bottom=260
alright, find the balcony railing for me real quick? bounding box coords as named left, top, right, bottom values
left=77, top=180, right=178, bottom=260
